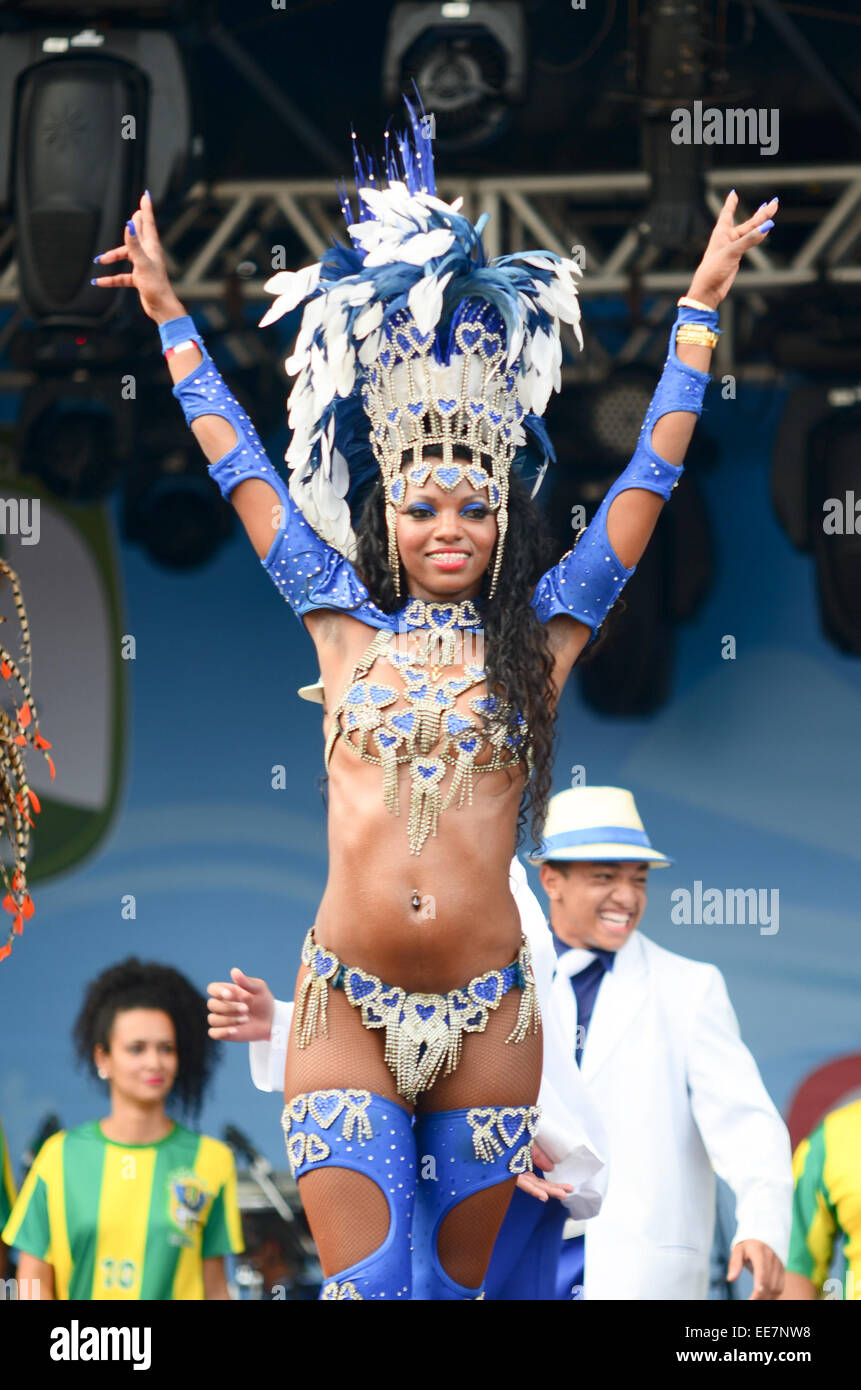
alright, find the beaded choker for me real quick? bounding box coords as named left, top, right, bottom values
left=399, top=596, right=483, bottom=631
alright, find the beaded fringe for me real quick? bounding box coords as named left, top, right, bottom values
left=293, top=929, right=540, bottom=1102
left=294, top=969, right=328, bottom=1047
left=505, top=945, right=541, bottom=1045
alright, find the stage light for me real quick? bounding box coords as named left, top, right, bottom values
left=772, top=385, right=861, bottom=653
left=17, top=371, right=133, bottom=502
left=383, top=1, right=526, bottom=151
left=123, top=397, right=234, bottom=571
left=542, top=368, right=715, bottom=714
left=125, top=463, right=232, bottom=571
left=636, top=0, right=713, bottom=253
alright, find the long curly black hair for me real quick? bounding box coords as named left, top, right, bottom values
left=73, top=957, right=217, bottom=1121
left=354, top=467, right=564, bottom=854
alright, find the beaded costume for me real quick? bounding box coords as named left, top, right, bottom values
left=322, top=596, right=531, bottom=855
left=295, top=927, right=539, bottom=1104
left=161, top=91, right=718, bottom=1298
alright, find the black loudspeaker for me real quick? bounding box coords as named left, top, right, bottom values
left=12, top=54, right=147, bottom=323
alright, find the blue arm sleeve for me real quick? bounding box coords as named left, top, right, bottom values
left=162, top=315, right=388, bottom=628
left=531, top=305, right=717, bottom=639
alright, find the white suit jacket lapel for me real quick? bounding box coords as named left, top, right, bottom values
left=580, top=933, right=649, bottom=1083
left=548, top=947, right=592, bottom=1051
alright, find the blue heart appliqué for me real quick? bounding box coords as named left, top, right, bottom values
left=369, top=684, right=395, bottom=704
left=434, top=466, right=460, bottom=487
left=499, top=1111, right=525, bottom=1144
left=446, top=713, right=473, bottom=735
left=312, top=1093, right=342, bottom=1123
left=314, top=950, right=334, bottom=976
left=348, top=973, right=376, bottom=1002
left=416, top=1003, right=436, bottom=1022
left=473, top=976, right=500, bottom=1005
left=437, top=398, right=457, bottom=415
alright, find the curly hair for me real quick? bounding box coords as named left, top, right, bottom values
left=353, top=468, right=562, bottom=854
left=73, top=957, right=217, bottom=1121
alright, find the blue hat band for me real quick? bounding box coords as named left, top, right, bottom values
left=537, top=826, right=656, bottom=856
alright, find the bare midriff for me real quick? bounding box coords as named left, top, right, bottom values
left=309, top=615, right=530, bottom=993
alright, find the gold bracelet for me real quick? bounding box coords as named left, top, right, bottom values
left=677, top=295, right=718, bottom=314
left=676, top=324, right=719, bottom=349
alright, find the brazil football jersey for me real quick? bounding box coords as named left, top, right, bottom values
left=2, top=1119, right=243, bottom=1300
left=787, top=1098, right=861, bottom=1295
left=0, top=1119, right=16, bottom=1231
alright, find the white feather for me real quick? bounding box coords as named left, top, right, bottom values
left=530, top=328, right=554, bottom=379
left=364, top=228, right=454, bottom=268
left=353, top=300, right=383, bottom=340
left=357, top=326, right=383, bottom=365
left=258, top=263, right=321, bottom=328
left=407, top=270, right=452, bottom=336
left=330, top=448, right=350, bottom=498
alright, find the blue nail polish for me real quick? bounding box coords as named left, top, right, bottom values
left=126, top=220, right=136, bottom=236
left=759, top=219, right=774, bottom=232
left=93, top=255, right=101, bottom=263
left=757, top=202, right=766, bottom=212
left=145, top=189, right=151, bottom=201
left=90, top=278, right=98, bottom=285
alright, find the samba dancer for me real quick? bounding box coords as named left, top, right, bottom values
left=92, top=97, right=778, bottom=1299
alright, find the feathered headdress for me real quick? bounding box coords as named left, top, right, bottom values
left=259, top=90, right=584, bottom=598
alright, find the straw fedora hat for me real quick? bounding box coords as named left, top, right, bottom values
left=527, top=786, right=672, bottom=867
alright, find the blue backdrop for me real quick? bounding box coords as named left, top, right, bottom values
left=3, top=379, right=860, bottom=1185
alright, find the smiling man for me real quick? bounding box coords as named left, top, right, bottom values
left=531, top=786, right=793, bottom=1301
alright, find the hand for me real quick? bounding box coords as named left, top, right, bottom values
left=91, top=191, right=185, bottom=324
left=206, top=968, right=275, bottom=1043
left=515, top=1142, right=575, bottom=1202
left=686, top=191, right=779, bottom=310
left=728, top=1239, right=785, bottom=1300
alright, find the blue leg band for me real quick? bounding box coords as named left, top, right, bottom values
left=412, top=1104, right=541, bottom=1300
left=281, top=1089, right=416, bottom=1301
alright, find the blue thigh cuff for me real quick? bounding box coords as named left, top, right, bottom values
left=282, top=1089, right=416, bottom=1301
left=412, top=1104, right=540, bottom=1300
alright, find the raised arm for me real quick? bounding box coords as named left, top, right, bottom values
left=535, top=189, right=778, bottom=685
left=92, top=194, right=379, bottom=629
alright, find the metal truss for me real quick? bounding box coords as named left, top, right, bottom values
left=1, top=164, right=860, bottom=373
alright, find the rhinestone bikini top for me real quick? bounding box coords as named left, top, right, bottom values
left=324, top=596, right=531, bottom=855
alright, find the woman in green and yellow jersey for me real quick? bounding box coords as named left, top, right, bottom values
left=0, top=1117, right=17, bottom=1279
left=2, top=958, right=243, bottom=1300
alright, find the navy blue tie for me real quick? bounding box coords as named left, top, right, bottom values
left=551, top=933, right=615, bottom=1068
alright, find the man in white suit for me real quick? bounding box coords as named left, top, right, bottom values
left=532, top=786, right=793, bottom=1301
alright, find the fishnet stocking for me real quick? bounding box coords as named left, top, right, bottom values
left=283, top=963, right=542, bottom=1290
left=283, top=963, right=411, bottom=1277
left=417, top=988, right=543, bottom=1290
